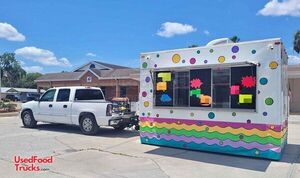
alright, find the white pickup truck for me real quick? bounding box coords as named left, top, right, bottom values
left=20, top=86, right=128, bottom=135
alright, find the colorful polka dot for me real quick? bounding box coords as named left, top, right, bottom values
left=259, top=77, right=268, bottom=85
left=231, top=46, right=239, bottom=53
left=190, top=112, right=194, bottom=117
left=239, top=135, right=244, bottom=140
left=208, top=112, right=215, bottom=119
left=204, top=60, right=208, bottom=64
left=197, top=50, right=200, bottom=54
left=265, top=98, right=274, bottom=105
left=232, top=112, right=236, bottom=116
left=142, top=113, right=145, bottom=116
left=156, top=114, right=159, bottom=117
left=150, top=89, right=153, bottom=93
left=156, top=54, right=160, bottom=58
left=170, top=110, right=173, bottom=114
left=209, top=49, right=214, bottom=53
left=172, top=54, right=181, bottom=63
left=147, top=112, right=151, bottom=116
left=263, top=112, right=268, bottom=116
left=247, top=119, right=251, bottom=124
left=144, top=101, right=149, bottom=107
left=182, top=59, right=185, bottom=63
left=154, top=64, right=157, bottom=68
left=190, top=58, right=196, bottom=64
left=142, top=91, right=147, bottom=97
left=255, top=150, right=260, bottom=155
left=167, top=130, right=171, bottom=134
left=269, top=61, right=278, bottom=69
left=251, top=50, right=256, bottom=54
left=145, top=76, right=150, bottom=83
left=218, top=56, right=225, bottom=63
left=219, top=141, right=223, bottom=145
left=142, top=62, right=147, bottom=68
left=232, top=55, right=236, bottom=59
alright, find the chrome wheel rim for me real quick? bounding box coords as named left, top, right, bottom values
left=23, top=113, right=31, bottom=125
left=82, top=118, right=93, bottom=132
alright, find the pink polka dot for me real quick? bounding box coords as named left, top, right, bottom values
left=190, top=58, right=196, bottom=64
left=142, top=91, right=147, bottom=97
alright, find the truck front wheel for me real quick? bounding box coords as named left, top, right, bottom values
left=21, top=110, right=37, bottom=128
left=79, top=114, right=99, bottom=135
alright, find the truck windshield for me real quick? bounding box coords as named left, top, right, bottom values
left=75, top=89, right=104, bottom=100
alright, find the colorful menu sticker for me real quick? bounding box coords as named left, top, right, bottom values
left=239, top=94, right=253, bottom=104
left=230, top=85, right=240, bottom=95
left=190, top=89, right=201, bottom=97
left=156, top=82, right=167, bottom=91
left=200, top=95, right=211, bottom=105
left=158, top=72, right=171, bottom=82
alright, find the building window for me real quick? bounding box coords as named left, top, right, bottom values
left=90, top=64, right=96, bottom=69
left=120, top=87, right=126, bottom=97
left=153, top=65, right=256, bottom=110
left=86, top=76, right=92, bottom=82
left=100, top=87, right=106, bottom=97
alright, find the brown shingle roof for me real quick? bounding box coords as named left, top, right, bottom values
left=35, top=72, right=83, bottom=81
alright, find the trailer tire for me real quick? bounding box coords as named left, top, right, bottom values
left=79, top=114, right=99, bottom=135
left=113, top=125, right=126, bottom=131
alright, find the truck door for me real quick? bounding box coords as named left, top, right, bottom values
left=51, top=88, right=72, bottom=124
left=36, top=89, right=56, bottom=122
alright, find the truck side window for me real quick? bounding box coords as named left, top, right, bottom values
left=40, top=89, right=56, bottom=102
left=75, top=89, right=104, bottom=100
left=56, top=89, right=71, bottom=102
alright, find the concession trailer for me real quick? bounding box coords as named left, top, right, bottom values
left=139, top=38, right=288, bottom=160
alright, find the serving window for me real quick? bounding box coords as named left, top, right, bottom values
left=154, top=65, right=256, bottom=110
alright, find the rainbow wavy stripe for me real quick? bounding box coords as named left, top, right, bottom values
left=139, top=117, right=288, bottom=160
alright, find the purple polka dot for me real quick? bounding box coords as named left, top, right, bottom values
left=232, top=55, right=236, bottom=59
left=145, top=77, right=150, bottom=83
left=258, top=90, right=260, bottom=94
left=232, top=46, right=239, bottom=53
left=247, top=119, right=251, bottom=124
left=154, top=64, right=157, bottom=68
left=156, top=114, right=159, bottom=117
left=142, top=91, right=147, bottom=97
left=263, top=112, right=268, bottom=116
left=204, top=60, right=208, bottom=64
left=190, top=58, right=196, bottom=64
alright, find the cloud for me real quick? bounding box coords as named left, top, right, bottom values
left=203, top=30, right=210, bottom=36
left=86, top=52, right=96, bottom=57
left=288, top=55, right=300, bottom=65
left=23, top=66, right=43, bottom=73
left=258, top=0, right=300, bottom=17
left=157, top=22, right=197, bottom=38
left=0, top=22, right=25, bottom=41
left=15, top=46, right=72, bottom=67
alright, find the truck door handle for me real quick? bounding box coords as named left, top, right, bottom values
left=63, top=105, right=67, bottom=108
left=49, top=104, right=53, bottom=108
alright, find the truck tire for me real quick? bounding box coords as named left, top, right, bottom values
left=113, top=125, right=126, bottom=131
left=21, top=110, right=37, bottom=128
left=79, top=114, right=99, bottom=135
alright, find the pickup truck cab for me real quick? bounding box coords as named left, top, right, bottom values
left=20, top=86, right=116, bottom=135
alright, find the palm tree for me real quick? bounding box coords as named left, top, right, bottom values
left=294, top=30, right=300, bottom=54
left=230, top=36, right=240, bottom=43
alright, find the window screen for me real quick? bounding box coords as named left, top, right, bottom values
left=190, top=69, right=211, bottom=107
left=75, top=89, right=104, bottom=100
left=174, top=71, right=189, bottom=107
left=230, top=66, right=256, bottom=109
left=212, top=68, right=230, bottom=108
left=56, top=89, right=70, bottom=102
left=155, top=71, right=173, bottom=106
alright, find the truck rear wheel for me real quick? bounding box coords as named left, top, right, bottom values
left=21, top=110, right=37, bottom=128
left=79, top=114, right=99, bottom=135
left=113, top=125, right=126, bottom=130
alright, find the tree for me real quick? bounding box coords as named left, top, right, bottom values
left=0, top=53, right=26, bottom=87
left=294, top=30, right=300, bottom=54
left=19, top=73, right=42, bottom=88
left=230, top=36, right=240, bottom=43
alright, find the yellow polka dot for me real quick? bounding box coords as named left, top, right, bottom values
left=218, top=56, right=225, bottom=63
left=269, top=61, right=278, bottom=69
left=144, top=101, right=149, bottom=107
left=172, top=54, right=181, bottom=63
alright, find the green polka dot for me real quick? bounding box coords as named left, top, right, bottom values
left=209, top=49, right=214, bottom=53
left=197, top=50, right=200, bottom=54
left=232, top=112, right=236, bottom=116
left=190, top=112, right=194, bottom=117
left=147, top=112, right=151, bottom=116
left=170, top=110, right=173, bottom=114
left=208, top=112, right=215, bottom=119
left=142, top=62, right=148, bottom=68
left=265, top=98, right=274, bottom=105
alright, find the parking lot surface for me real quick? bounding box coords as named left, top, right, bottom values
left=0, top=115, right=300, bottom=178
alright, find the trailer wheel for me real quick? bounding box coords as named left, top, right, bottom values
left=79, top=114, right=99, bottom=135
